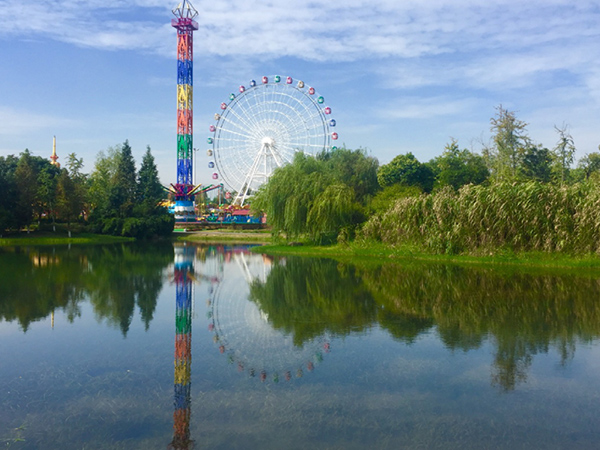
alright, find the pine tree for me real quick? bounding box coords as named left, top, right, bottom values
left=14, top=150, right=39, bottom=229
left=137, top=146, right=164, bottom=214
left=109, top=140, right=137, bottom=217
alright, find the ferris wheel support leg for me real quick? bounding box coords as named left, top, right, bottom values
left=268, top=145, right=283, bottom=168
left=234, top=143, right=268, bottom=205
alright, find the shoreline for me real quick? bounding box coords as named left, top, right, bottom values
left=4, top=230, right=600, bottom=273
left=176, top=229, right=272, bottom=244
left=251, top=242, right=600, bottom=273
left=0, top=231, right=134, bottom=247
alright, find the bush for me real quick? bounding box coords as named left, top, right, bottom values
left=101, top=218, right=123, bottom=236
left=122, top=218, right=144, bottom=238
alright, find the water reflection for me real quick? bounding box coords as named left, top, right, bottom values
left=200, top=246, right=330, bottom=383
left=0, top=243, right=173, bottom=333
left=170, top=244, right=194, bottom=449
left=2, top=243, right=600, bottom=395
left=250, top=257, right=600, bottom=391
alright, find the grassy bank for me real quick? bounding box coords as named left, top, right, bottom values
left=252, top=241, right=600, bottom=272
left=0, top=231, right=134, bottom=247
left=178, top=229, right=272, bottom=244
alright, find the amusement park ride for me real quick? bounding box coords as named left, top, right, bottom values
left=165, top=0, right=339, bottom=222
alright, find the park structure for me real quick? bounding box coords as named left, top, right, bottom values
left=166, top=0, right=204, bottom=222
left=166, top=1, right=338, bottom=222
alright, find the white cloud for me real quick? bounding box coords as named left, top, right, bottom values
left=1, top=0, right=598, bottom=63
left=377, top=96, right=477, bottom=120
left=0, top=107, right=79, bottom=136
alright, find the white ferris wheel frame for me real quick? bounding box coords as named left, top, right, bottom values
left=208, top=76, right=337, bottom=205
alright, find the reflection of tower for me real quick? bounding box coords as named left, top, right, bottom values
left=169, top=244, right=195, bottom=450
left=170, top=0, right=199, bottom=222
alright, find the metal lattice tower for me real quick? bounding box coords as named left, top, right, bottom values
left=171, top=1, right=199, bottom=221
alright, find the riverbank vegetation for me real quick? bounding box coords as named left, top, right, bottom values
left=0, top=140, right=173, bottom=240
left=252, top=105, right=600, bottom=257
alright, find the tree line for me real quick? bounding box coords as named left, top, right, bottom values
left=252, top=105, right=600, bottom=252
left=0, top=140, right=173, bottom=238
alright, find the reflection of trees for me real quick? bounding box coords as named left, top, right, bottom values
left=360, top=263, right=600, bottom=390
left=250, top=257, right=600, bottom=391
left=86, top=243, right=172, bottom=335
left=249, top=257, right=378, bottom=346
left=0, top=247, right=87, bottom=331
left=0, top=243, right=172, bottom=334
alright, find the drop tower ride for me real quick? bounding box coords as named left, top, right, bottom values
left=171, top=1, right=200, bottom=221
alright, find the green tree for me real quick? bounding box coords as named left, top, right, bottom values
left=14, top=150, right=39, bottom=229
left=88, top=143, right=173, bottom=238
left=307, top=184, right=361, bottom=244
left=37, top=166, right=60, bottom=226
left=377, top=152, right=434, bottom=192
left=88, top=147, right=120, bottom=216
left=552, top=124, right=576, bottom=185
left=0, top=155, right=19, bottom=232
left=136, top=146, right=165, bottom=213
left=577, top=151, right=600, bottom=180
left=485, top=105, right=531, bottom=181
left=317, top=148, right=380, bottom=202
left=66, top=153, right=85, bottom=180
left=109, top=140, right=137, bottom=218
left=252, top=148, right=374, bottom=243
left=431, top=140, right=489, bottom=190
left=55, top=170, right=83, bottom=228
left=519, top=146, right=552, bottom=182
left=252, top=152, right=327, bottom=240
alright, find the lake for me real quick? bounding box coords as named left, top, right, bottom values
left=1, top=242, right=600, bottom=449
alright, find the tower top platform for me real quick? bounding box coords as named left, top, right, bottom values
left=172, top=0, right=198, bottom=20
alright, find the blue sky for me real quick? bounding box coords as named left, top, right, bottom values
left=1, top=0, right=599, bottom=187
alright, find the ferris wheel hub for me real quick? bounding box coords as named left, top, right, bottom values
left=261, top=136, right=275, bottom=147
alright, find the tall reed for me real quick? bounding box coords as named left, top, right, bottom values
left=360, top=181, right=600, bottom=255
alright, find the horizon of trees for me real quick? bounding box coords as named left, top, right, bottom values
left=0, top=140, right=173, bottom=238
left=252, top=105, right=600, bottom=245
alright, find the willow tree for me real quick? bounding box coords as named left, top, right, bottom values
left=252, top=152, right=328, bottom=240
left=252, top=148, right=377, bottom=244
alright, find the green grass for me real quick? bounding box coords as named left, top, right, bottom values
left=252, top=240, right=600, bottom=273
left=0, top=231, right=133, bottom=247
left=176, top=229, right=272, bottom=244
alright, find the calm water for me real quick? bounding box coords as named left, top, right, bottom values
left=1, top=242, right=600, bottom=449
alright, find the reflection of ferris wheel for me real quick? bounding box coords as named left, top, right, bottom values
left=207, top=75, right=339, bottom=205
left=205, top=252, right=330, bottom=383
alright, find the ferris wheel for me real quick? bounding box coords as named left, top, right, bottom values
left=207, top=75, right=338, bottom=205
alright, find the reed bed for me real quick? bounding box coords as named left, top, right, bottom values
left=361, top=181, right=600, bottom=255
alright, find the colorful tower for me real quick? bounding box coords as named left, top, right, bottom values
left=170, top=244, right=195, bottom=449
left=171, top=1, right=198, bottom=222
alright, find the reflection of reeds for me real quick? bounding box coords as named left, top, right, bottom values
left=361, top=263, right=600, bottom=390
left=362, top=181, right=600, bottom=255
